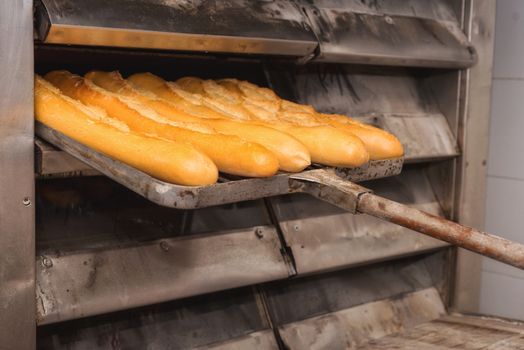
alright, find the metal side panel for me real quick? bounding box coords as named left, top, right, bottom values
left=265, top=65, right=459, bottom=163
left=279, top=287, right=446, bottom=349
left=36, top=225, right=290, bottom=324
left=298, top=0, right=461, bottom=23
left=0, top=1, right=35, bottom=349
left=37, top=286, right=272, bottom=349
left=303, top=2, right=475, bottom=68
left=35, top=138, right=99, bottom=177
left=453, top=0, right=496, bottom=313
left=195, top=330, right=279, bottom=350
left=35, top=0, right=317, bottom=57
left=263, top=252, right=448, bottom=327
left=271, top=167, right=448, bottom=275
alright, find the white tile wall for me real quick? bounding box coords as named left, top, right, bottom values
left=479, top=271, right=524, bottom=320
left=485, top=177, right=524, bottom=244
left=488, top=80, right=524, bottom=179
left=493, top=0, right=524, bottom=78
left=479, top=0, right=524, bottom=321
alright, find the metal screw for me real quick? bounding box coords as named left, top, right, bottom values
left=22, top=197, right=31, bottom=206
left=385, top=16, right=394, bottom=24
left=42, top=257, right=53, bottom=268
left=294, top=224, right=300, bottom=231
left=255, top=227, right=264, bottom=239
left=160, top=241, right=169, bottom=252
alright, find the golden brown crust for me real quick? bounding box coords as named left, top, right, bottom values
left=123, top=72, right=311, bottom=172
left=174, top=77, right=369, bottom=167
left=46, top=71, right=279, bottom=178
left=35, top=75, right=218, bottom=186
left=128, top=72, right=402, bottom=164
left=219, top=78, right=403, bottom=160
left=319, top=114, right=404, bottom=159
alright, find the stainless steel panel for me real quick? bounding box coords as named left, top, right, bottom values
left=272, top=168, right=448, bottom=274
left=36, top=122, right=403, bottom=209
left=278, top=288, right=445, bottom=349
left=266, top=65, right=442, bottom=116
left=0, top=1, right=35, bottom=349
left=266, top=65, right=459, bottom=162
left=35, top=138, right=100, bottom=177
left=264, top=252, right=448, bottom=326
left=300, top=0, right=461, bottom=22
left=36, top=225, right=289, bottom=324
left=196, top=330, right=278, bottom=350
left=38, top=286, right=271, bottom=349
left=36, top=0, right=317, bottom=57
left=303, top=3, right=475, bottom=68
left=454, top=0, right=496, bottom=313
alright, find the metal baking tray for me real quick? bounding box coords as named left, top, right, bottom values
left=36, top=122, right=403, bottom=209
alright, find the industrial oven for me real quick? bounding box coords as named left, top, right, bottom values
left=2, top=0, right=524, bottom=349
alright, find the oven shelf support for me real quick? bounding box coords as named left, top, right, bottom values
left=290, top=169, right=524, bottom=270
left=0, top=1, right=36, bottom=349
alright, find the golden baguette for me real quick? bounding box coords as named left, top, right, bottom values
left=87, top=71, right=311, bottom=172
left=176, top=77, right=370, bottom=167
left=131, top=73, right=368, bottom=167
left=128, top=72, right=227, bottom=119
left=216, top=78, right=403, bottom=160
left=267, top=124, right=369, bottom=167
left=319, top=114, right=404, bottom=159
left=35, top=76, right=218, bottom=186
left=45, top=71, right=279, bottom=178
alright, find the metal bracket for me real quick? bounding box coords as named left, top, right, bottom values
left=289, top=168, right=372, bottom=214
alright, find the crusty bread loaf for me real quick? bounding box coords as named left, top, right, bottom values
left=176, top=77, right=370, bottom=167
left=45, top=71, right=279, bottom=178
left=319, top=114, right=404, bottom=159
left=131, top=73, right=369, bottom=167
left=35, top=76, right=218, bottom=186
left=87, top=71, right=311, bottom=172
left=216, top=77, right=404, bottom=160
left=128, top=72, right=227, bottom=119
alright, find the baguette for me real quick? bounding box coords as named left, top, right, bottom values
left=131, top=73, right=368, bottom=167
left=218, top=78, right=404, bottom=160
left=87, top=71, right=311, bottom=172
left=45, top=71, right=279, bottom=178
left=177, top=77, right=370, bottom=167
left=319, top=114, right=404, bottom=159
left=35, top=76, right=218, bottom=186
left=128, top=72, right=226, bottom=119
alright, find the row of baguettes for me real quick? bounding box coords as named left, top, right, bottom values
left=35, top=70, right=403, bottom=186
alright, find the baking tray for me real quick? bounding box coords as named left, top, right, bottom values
left=36, top=122, right=403, bottom=209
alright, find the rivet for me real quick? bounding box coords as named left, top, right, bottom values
left=22, top=197, right=31, bottom=206
left=255, top=227, right=264, bottom=238
left=42, top=257, right=53, bottom=268
left=160, top=241, right=169, bottom=252
left=294, top=224, right=300, bottom=231
left=385, top=16, right=394, bottom=24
